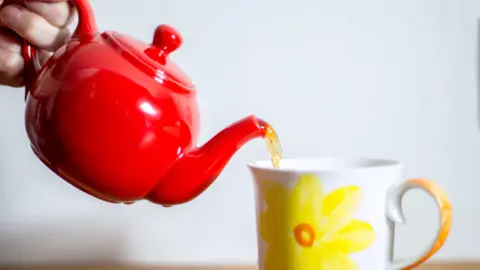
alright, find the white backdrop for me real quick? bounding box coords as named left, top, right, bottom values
left=0, top=0, right=478, bottom=265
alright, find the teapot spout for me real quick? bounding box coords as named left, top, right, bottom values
left=146, top=115, right=270, bottom=206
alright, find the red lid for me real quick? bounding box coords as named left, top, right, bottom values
left=104, top=25, right=193, bottom=89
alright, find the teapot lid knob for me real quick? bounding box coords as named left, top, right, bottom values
left=152, top=25, right=183, bottom=55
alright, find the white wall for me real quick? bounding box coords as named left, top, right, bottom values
left=0, top=0, right=478, bottom=265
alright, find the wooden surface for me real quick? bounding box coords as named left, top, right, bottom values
left=0, top=263, right=478, bottom=270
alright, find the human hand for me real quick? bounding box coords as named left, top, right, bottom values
left=0, top=0, right=75, bottom=87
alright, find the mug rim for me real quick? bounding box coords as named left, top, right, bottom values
left=247, top=156, right=403, bottom=173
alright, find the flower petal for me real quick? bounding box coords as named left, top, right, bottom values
left=264, top=239, right=300, bottom=270
left=319, top=185, right=363, bottom=240
left=264, top=246, right=285, bottom=270
left=258, top=212, right=273, bottom=243
left=260, top=179, right=287, bottom=209
left=320, top=248, right=359, bottom=270
left=290, top=174, right=325, bottom=226
left=324, top=219, right=376, bottom=254
left=258, top=179, right=289, bottom=244
left=293, top=244, right=323, bottom=270
left=291, top=174, right=324, bottom=206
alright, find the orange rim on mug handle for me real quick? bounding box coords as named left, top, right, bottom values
left=386, top=178, right=452, bottom=269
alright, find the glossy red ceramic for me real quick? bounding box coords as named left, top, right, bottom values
left=22, top=0, right=271, bottom=206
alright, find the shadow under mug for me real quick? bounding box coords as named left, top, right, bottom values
left=248, top=157, right=451, bottom=270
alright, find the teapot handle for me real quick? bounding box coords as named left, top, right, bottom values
left=22, top=0, right=98, bottom=101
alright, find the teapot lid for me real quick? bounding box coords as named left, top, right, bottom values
left=104, top=25, right=193, bottom=89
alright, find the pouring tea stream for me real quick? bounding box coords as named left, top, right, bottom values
left=21, top=0, right=282, bottom=206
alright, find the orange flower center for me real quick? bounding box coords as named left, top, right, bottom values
left=293, top=223, right=315, bottom=247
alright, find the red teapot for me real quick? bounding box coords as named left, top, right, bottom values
left=22, top=0, right=272, bottom=206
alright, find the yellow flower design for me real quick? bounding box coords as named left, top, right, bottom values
left=258, top=174, right=375, bottom=270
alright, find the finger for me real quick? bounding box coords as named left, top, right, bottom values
left=0, top=74, right=24, bottom=87
left=0, top=27, right=22, bottom=52
left=0, top=28, right=23, bottom=86
left=25, top=0, right=75, bottom=28
left=0, top=28, right=22, bottom=77
left=0, top=4, right=71, bottom=50
left=0, top=49, right=24, bottom=86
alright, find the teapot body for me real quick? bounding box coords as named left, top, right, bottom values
left=21, top=0, right=274, bottom=206
left=25, top=34, right=200, bottom=202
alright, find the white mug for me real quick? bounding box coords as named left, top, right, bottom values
left=248, top=157, right=451, bottom=270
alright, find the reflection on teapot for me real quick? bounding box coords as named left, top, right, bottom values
left=22, top=0, right=281, bottom=206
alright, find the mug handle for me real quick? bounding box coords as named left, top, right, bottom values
left=21, top=0, right=98, bottom=100
left=386, top=178, right=452, bottom=270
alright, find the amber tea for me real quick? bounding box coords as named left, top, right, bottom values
left=264, top=125, right=282, bottom=168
